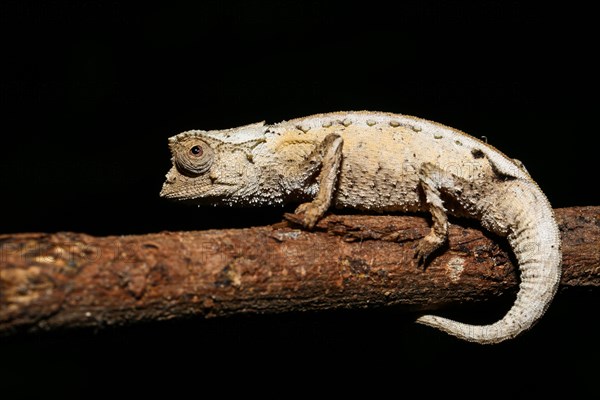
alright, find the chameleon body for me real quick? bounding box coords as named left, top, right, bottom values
left=160, top=111, right=562, bottom=344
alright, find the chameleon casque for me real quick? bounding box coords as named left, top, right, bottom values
left=160, top=111, right=562, bottom=344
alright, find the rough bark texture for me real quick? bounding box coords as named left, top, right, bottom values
left=0, top=206, right=598, bottom=335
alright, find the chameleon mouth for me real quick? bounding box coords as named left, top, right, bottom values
left=159, top=180, right=238, bottom=199
left=159, top=184, right=176, bottom=198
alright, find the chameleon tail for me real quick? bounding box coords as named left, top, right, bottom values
left=416, top=184, right=561, bottom=344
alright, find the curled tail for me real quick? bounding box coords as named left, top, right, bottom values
left=416, top=182, right=562, bottom=344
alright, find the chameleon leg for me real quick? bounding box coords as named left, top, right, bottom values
left=415, top=162, right=451, bottom=266
left=284, top=133, right=343, bottom=229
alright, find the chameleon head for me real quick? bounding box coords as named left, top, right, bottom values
left=159, top=130, right=259, bottom=205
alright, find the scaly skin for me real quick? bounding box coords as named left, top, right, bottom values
left=160, top=111, right=562, bottom=344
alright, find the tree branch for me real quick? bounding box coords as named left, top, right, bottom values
left=1, top=206, right=598, bottom=335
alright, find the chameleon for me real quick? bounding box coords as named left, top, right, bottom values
left=160, top=111, right=562, bottom=344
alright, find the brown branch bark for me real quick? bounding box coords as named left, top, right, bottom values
left=0, top=206, right=598, bottom=335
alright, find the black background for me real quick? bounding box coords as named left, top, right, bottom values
left=1, top=1, right=598, bottom=398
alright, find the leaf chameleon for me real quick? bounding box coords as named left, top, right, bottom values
left=161, top=111, right=561, bottom=344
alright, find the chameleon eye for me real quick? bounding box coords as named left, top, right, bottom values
left=190, top=145, right=203, bottom=156
left=173, top=139, right=214, bottom=176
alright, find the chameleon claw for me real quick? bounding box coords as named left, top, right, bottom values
left=283, top=212, right=308, bottom=228
left=414, top=236, right=446, bottom=269
left=283, top=211, right=319, bottom=230
left=414, top=243, right=431, bottom=269
left=283, top=201, right=326, bottom=230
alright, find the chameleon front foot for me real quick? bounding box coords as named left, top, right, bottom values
left=414, top=234, right=447, bottom=267
left=283, top=201, right=327, bottom=229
